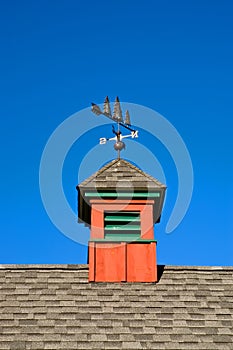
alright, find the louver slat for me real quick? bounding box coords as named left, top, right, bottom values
left=105, top=215, right=140, bottom=222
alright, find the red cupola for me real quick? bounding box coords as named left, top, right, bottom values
left=77, top=158, right=166, bottom=282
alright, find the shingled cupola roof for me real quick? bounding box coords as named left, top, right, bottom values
left=77, top=158, right=166, bottom=227
left=78, top=158, right=166, bottom=190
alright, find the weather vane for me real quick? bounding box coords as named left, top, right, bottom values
left=91, top=96, right=139, bottom=159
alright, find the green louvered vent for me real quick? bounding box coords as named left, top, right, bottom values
left=104, top=211, right=141, bottom=241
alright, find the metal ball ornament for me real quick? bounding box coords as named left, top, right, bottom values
left=114, top=141, right=125, bottom=151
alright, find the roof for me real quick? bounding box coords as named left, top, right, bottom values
left=78, top=158, right=166, bottom=190
left=0, top=264, right=232, bottom=349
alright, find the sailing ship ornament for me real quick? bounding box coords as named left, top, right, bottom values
left=91, top=96, right=138, bottom=158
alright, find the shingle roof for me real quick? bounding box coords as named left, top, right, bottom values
left=78, top=158, right=166, bottom=190
left=0, top=265, right=233, bottom=349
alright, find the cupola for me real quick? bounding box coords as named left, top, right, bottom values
left=77, top=158, right=166, bottom=282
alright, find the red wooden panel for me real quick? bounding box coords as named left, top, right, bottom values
left=91, top=205, right=104, bottom=239
left=127, top=243, right=157, bottom=282
left=95, top=243, right=126, bottom=282
left=90, top=200, right=155, bottom=241
left=88, top=242, right=95, bottom=282
left=140, top=205, right=154, bottom=239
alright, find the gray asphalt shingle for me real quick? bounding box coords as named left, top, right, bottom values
left=0, top=265, right=233, bottom=349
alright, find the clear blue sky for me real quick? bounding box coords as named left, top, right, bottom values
left=0, top=0, right=232, bottom=265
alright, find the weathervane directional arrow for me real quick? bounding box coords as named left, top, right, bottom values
left=91, top=96, right=139, bottom=159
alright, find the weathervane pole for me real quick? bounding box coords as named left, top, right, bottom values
left=117, top=121, right=120, bottom=159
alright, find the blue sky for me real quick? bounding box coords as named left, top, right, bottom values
left=0, top=0, right=232, bottom=265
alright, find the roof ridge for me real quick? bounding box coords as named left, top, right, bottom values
left=0, top=264, right=89, bottom=270
left=1, top=264, right=232, bottom=271
left=164, top=265, right=233, bottom=271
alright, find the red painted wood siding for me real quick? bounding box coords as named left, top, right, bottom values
left=88, top=242, right=95, bottom=282
left=127, top=242, right=156, bottom=282
left=89, top=242, right=157, bottom=282
left=90, top=199, right=154, bottom=240
left=95, top=243, right=126, bottom=282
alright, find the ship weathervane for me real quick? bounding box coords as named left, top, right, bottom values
left=91, top=96, right=139, bottom=159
